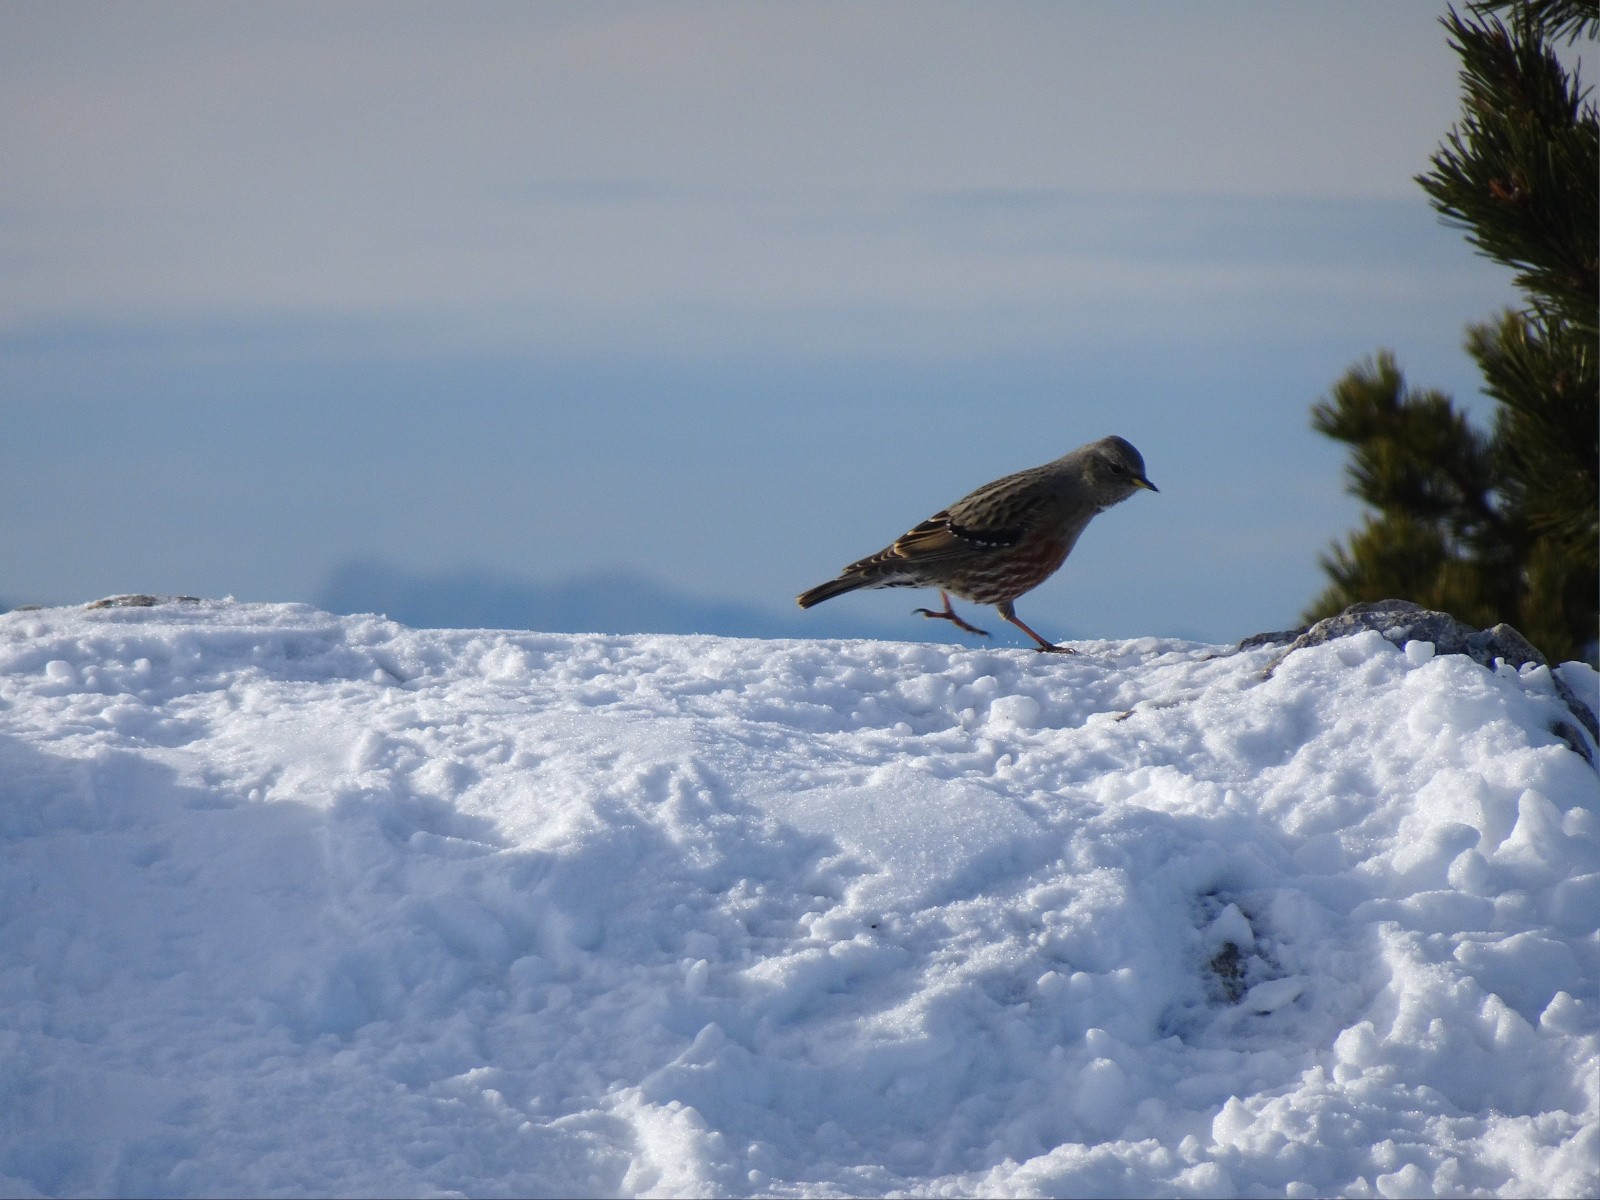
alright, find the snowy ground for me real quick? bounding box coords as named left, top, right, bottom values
left=0, top=598, right=1595, bottom=1199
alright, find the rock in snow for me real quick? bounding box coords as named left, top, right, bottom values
left=0, top=598, right=1595, bottom=1198
left=1254, top=598, right=1598, bottom=759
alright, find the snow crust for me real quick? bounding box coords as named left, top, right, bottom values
left=1, top=599, right=1595, bottom=1198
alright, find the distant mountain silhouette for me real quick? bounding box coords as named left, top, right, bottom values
left=315, top=559, right=974, bottom=644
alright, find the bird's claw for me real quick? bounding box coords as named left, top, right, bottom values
left=913, top=606, right=990, bottom=637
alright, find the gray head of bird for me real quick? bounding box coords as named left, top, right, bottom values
left=1077, top=435, right=1159, bottom=507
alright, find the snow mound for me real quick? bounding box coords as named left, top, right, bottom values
left=1, top=599, right=1595, bottom=1198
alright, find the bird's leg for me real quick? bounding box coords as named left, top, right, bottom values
left=996, top=600, right=1075, bottom=654
left=914, top=591, right=990, bottom=637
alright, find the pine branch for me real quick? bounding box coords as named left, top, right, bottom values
left=1417, top=7, right=1599, bottom=333
left=1470, top=309, right=1600, bottom=552
left=1310, top=353, right=1500, bottom=548
left=1469, top=0, right=1600, bottom=43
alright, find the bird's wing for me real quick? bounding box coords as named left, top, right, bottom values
left=887, top=474, right=1051, bottom=564
left=890, top=512, right=1018, bottom=559
left=829, top=465, right=1055, bottom=580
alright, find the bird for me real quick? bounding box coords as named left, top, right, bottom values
left=796, top=435, right=1157, bottom=653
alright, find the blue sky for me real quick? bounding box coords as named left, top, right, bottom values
left=1, top=2, right=1532, bottom=643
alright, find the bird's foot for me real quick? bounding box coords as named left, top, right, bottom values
left=995, top=602, right=1072, bottom=654
left=914, top=593, right=990, bottom=637
left=915, top=607, right=991, bottom=636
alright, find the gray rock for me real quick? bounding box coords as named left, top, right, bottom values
left=85, top=594, right=201, bottom=609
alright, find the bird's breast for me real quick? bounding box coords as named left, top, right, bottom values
left=941, top=530, right=1072, bottom=604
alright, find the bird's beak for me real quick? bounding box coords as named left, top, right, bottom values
left=1135, top=476, right=1159, bottom=493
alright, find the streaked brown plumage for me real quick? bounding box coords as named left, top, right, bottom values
left=797, top=435, right=1157, bottom=652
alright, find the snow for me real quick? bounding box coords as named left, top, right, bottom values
left=1, top=598, right=1595, bottom=1199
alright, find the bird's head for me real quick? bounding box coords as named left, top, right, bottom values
left=1083, top=435, right=1158, bottom=505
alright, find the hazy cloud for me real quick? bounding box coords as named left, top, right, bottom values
left=3, top=1, right=1467, bottom=341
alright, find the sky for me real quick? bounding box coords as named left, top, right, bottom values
left=0, top=1, right=1536, bottom=643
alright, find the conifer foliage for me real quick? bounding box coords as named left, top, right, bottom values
left=1307, top=0, right=1597, bottom=663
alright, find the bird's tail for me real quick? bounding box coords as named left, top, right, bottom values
left=797, top=575, right=867, bottom=609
